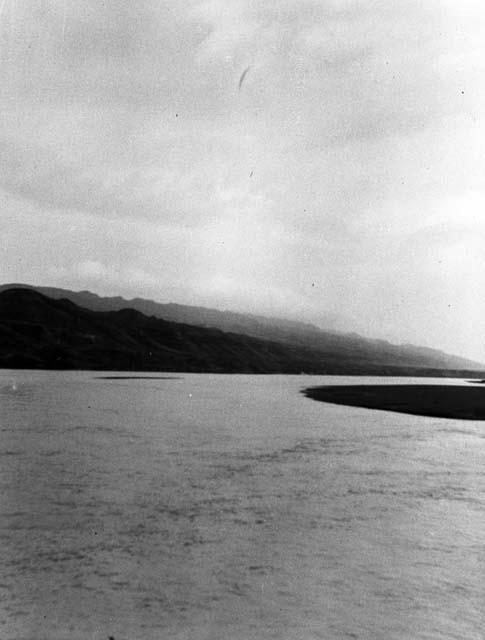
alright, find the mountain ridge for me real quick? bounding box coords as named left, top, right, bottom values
left=0, top=283, right=323, bottom=335
left=0, top=282, right=483, bottom=372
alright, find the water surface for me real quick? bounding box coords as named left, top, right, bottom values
left=0, top=371, right=483, bottom=639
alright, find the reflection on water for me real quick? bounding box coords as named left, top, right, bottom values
left=0, top=371, right=483, bottom=640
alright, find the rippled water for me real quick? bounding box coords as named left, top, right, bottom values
left=0, top=371, right=483, bottom=640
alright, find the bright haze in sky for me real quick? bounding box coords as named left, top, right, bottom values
left=1, top=1, right=484, bottom=361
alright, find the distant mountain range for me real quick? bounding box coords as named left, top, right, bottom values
left=0, top=284, right=483, bottom=375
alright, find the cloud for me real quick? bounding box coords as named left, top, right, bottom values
left=2, top=0, right=485, bottom=359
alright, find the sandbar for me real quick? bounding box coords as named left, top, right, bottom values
left=303, top=384, right=485, bottom=420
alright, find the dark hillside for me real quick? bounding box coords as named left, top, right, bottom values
left=0, top=283, right=482, bottom=372
left=1, top=288, right=483, bottom=376
left=0, top=288, right=358, bottom=373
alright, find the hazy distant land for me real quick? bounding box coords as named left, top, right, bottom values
left=1, top=286, right=484, bottom=377
left=304, top=384, right=485, bottom=420
left=1, top=283, right=483, bottom=373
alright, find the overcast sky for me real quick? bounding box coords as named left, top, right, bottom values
left=1, top=1, right=484, bottom=360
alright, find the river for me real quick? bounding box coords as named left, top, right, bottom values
left=0, top=371, right=483, bottom=639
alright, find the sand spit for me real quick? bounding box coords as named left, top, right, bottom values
left=303, top=384, right=485, bottom=420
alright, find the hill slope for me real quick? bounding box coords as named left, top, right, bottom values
left=0, top=283, right=482, bottom=372
left=0, top=288, right=483, bottom=376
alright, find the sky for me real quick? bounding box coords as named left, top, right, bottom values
left=1, top=1, right=484, bottom=361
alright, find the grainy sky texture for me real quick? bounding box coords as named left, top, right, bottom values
left=1, top=1, right=484, bottom=360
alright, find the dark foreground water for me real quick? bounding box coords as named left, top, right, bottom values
left=0, top=372, right=483, bottom=640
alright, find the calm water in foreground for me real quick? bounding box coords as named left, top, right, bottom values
left=0, top=371, right=483, bottom=640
